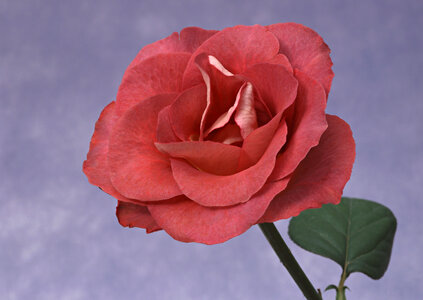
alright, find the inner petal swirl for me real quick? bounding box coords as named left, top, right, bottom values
left=195, top=54, right=259, bottom=146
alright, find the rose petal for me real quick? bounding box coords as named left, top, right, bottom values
left=116, top=201, right=161, bottom=233
left=207, top=123, right=243, bottom=145
left=169, top=84, right=207, bottom=141
left=169, top=122, right=288, bottom=207
left=115, top=53, right=191, bottom=118
left=234, top=82, right=257, bottom=139
left=259, top=114, right=356, bottom=222
left=128, top=27, right=218, bottom=68
left=203, top=82, right=244, bottom=137
left=208, top=55, right=234, bottom=76
left=254, top=91, right=273, bottom=126
left=267, top=23, right=334, bottom=97
left=241, top=63, right=298, bottom=116
left=83, top=101, right=132, bottom=201
left=269, top=70, right=328, bottom=181
left=195, top=53, right=244, bottom=139
left=183, top=25, right=280, bottom=89
left=265, top=53, right=293, bottom=74
left=108, top=94, right=182, bottom=201
left=148, top=178, right=289, bottom=244
left=156, top=105, right=180, bottom=143
left=155, top=141, right=242, bottom=176
left=237, top=112, right=284, bottom=170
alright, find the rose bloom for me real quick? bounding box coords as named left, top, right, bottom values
left=83, top=23, right=355, bottom=244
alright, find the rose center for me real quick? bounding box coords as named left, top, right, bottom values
left=196, top=55, right=258, bottom=145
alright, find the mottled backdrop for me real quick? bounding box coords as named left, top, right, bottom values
left=1, top=0, right=422, bottom=299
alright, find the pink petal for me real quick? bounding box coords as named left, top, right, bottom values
left=234, top=82, right=258, bottom=139
left=148, top=179, right=288, bottom=244
left=203, top=85, right=242, bottom=137
left=116, top=201, right=161, bottom=233
left=259, top=114, right=356, bottom=222
left=115, top=53, right=191, bottom=119
left=241, top=63, right=298, bottom=116
left=169, top=122, right=288, bottom=207
left=269, top=70, right=328, bottom=181
left=183, top=25, right=280, bottom=89
left=128, top=27, right=218, bottom=68
left=208, top=55, right=234, bottom=76
left=267, top=23, right=334, bottom=97
left=83, top=101, right=131, bottom=201
left=254, top=92, right=273, bottom=126
left=178, top=27, right=219, bottom=53
left=108, top=94, right=182, bottom=201
left=168, top=84, right=207, bottom=141
left=155, top=141, right=242, bottom=176
left=204, top=80, right=254, bottom=138
left=237, top=113, right=284, bottom=170
left=265, top=53, right=293, bottom=74
left=195, top=53, right=244, bottom=139
left=208, top=123, right=243, bottom=145
left=156, top=105, right=180, bottom=143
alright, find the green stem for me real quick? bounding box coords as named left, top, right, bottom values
left=259, top=223, right=322, bottom=300
left=336, top=270, right=347, bottom=300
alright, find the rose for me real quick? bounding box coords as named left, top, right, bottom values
left=83, top=23, right=355, bottom=245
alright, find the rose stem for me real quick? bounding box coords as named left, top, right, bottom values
left=259, top=222, right=322, bottom=300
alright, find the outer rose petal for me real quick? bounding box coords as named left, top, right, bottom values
left=259, top=114, right=356, bottom=223
left=83, top=101, right=131, bottom=202
left=128, top=27, right=218, bottom=68
left=148, top=178, right=289, bottom=244
left=269, top=70, right=328, bottom=181
left=116, top=201, right=161, bottom=233
left=169, top=122, right=288, bottom=207
left=183, top=25, right=280, bottom=89
left=108, top=94, right=182, bottom=201
left=267, top=23, right=334, bottom=97
left=115, top=53, right=191, bottom=118
left=155, top=141, right=242, bottom=176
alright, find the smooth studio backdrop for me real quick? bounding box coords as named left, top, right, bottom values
left=1, top=0, right=422, bottom=299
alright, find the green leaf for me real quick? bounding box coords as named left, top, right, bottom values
left=325, top=284, right=338, bottom=292
left=288, top=197, right=397, bottom=279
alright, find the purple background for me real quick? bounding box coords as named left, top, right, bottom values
left=1, top=0, right=422, bottom=299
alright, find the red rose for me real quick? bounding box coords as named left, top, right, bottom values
left=83, top=23, right=355, bottom=244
